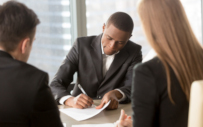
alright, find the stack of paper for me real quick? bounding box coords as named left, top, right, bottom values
left=59, top=100, right=111, bottom=121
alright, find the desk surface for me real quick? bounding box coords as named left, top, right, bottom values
left=58, top=100, right=132, bottom=126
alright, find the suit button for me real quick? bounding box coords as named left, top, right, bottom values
left=98, top=96, right=101, bottom=99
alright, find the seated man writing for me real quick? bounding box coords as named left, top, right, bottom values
left=50, top=12, right=142, bottom=110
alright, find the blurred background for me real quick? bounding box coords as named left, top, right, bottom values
left=0, top=0, right=201, bottom=82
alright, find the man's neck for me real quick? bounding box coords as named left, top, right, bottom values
left=0, top=46, right=5, bottom=51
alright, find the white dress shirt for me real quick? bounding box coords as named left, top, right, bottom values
left=101, top=42, right=126, bottom=102
left=59, top=41, right=126, bottom=105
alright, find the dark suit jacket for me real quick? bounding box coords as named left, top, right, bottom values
left=132, top=57, right=189, bottom=127
left=50, top=34, right=142, bottom=104
left=0, top=51, right=63, bottom=127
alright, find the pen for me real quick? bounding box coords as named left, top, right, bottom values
left=78, top=84, right=87, bottom=95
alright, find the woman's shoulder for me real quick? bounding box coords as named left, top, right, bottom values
left=134, top=57, right=163, bottom=72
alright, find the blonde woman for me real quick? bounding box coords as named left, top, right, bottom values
left=115, top=0, right=203, bottom=127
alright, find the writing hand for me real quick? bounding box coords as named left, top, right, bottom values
left=65, top=94, right=93, bottom=109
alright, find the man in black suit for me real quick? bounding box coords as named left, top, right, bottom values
left=0, top=1, right=63, bottom=127
left=50, top=12, right=142, bottom=110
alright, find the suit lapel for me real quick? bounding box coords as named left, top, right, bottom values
left=90, top=34, right=103, bottom=83
left=99, top=48, right=129, bottom=88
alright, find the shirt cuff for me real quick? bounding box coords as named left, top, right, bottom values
left=59, top=95, right=73, bottom=105
left=115, top=89, right=126, bottom=102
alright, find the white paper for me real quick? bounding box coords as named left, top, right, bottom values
left=72, top=123, right=114, bottom=127
left=60, top=100, right=111, bottom=121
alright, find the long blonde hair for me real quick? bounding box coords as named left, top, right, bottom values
left=137, top=0, right=203, bottom=103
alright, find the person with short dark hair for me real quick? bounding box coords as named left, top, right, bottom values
left=50, top=12, right=142, bottom=110
left=106, top=12, right=134, bottom=33
left=0, top=1, right=63, bottom=127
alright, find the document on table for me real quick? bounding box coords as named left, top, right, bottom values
left=72, top=123, right=114, bottom=127
left=59, top=100, right=111, bottom=121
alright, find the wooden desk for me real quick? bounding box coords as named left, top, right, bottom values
left=58, top=100, right=132, bottom=126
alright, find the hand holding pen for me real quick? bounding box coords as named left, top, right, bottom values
left=78, top=84, right=87, bottom=95
left=64, top=84, right=94, bottom=109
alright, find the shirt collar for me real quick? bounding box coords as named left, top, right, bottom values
left=101, top=41, right=105, bottom=55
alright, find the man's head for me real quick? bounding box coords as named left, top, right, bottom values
left=0, top=1, right=40, bottom=62
left=101, top=12, right=134, bottom=55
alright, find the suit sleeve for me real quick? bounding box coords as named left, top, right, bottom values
left=50, top=39, right=79, bottom=103
left=31, top=73, right=63, bottom=127
left=119, top=47, right=142, bottom=103
left=132, top=63, right=159, bottom=127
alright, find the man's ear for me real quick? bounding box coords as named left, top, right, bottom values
left=102, top=23, right=106, bottom=33
left=20, top=38, right=30, bottom=54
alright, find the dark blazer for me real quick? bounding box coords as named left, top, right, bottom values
left=0, top=51, right=63, bottom=127
left=132, top=57, right=189, bottom=127
left=50, top=34, right=142, bottom=104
